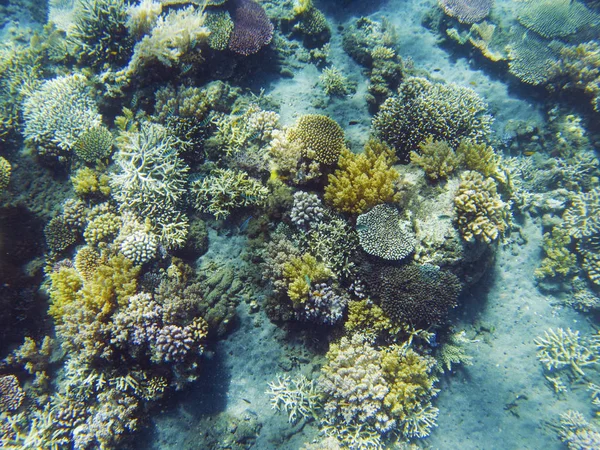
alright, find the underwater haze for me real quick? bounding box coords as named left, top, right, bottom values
left=0, top=0, right=599, bottom=448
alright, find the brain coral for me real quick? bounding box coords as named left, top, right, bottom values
left=288, top=114, right=346, bottom=166
left=228, top=0, right=274, bottom=56
left=372, top=77, right=492, bottom=163
left=356, top=205, right=416, bottom=261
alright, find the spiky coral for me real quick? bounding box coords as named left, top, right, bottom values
left=454, top=171, right=510, bottom=244
left=535, top=328, right=599, bottom=376
left=324, top=140, right=401, bottom=215
left=190, top=168, right=269, bottom=219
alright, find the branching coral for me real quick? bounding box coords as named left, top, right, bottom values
left=324, top=139, right=401, bottom=215
left=555, top=42, right=600, bottom=112
left=410, top=137, right=460, bottom=181
left=190, top=168, right=269, bottom=219
left=282, top=253, right=333, bottom=305
left=534, top=328, right=599, bottom=376
left=534, top=226, right=577, bottom=280
left=454, top=171, right=510, bottom=244
left=266, top=374, right=320, bottom=424
left=373, top=77, right=492, bottom=163
left=22, top=73, right=101, bottom=155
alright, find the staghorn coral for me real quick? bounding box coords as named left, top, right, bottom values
left=454, top=171, right=510, bottom=244
left=563, top=188, right=600, bottom=239
left=436, top=330, right=475, bottom=373
left=324, top=140, right=401, bottom=215
left=356, top=204, right=416, bottom=261
left=319, top=66, right=351, bottom=97
left=73, top=125, right=114, bottom=163
left=517, top=0, right=598, bottom=39
left=438, top=0, right=493, bottom=24
left=67, top=0, right=133, bottom=68
left=191, top=168, right=268, bottom=219
left=266, top=374, right=320, bottom=424
left=0, top=156, right=10, bottom=192
left=373, top=77, right=492, bottom=163
left=22, top=73, right=101, bottom=156
left=535, top=328, right=599, bottom=376
left=288, top=114, right=346, bottom=166
left=228, top=0, right=274, bottom=56
left=557, top=410, right=600, bottom=450
left=282, top=253, right=333, bottom=305
left=410, top=137, right=460, bottom=181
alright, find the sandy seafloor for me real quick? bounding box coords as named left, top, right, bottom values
left=128, top=0, right=596, bottom=448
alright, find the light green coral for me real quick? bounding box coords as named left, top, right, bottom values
left=410, top=137, right=460, bottom=180
left=288, top=114, right=346, bottom=166
left=205, top=10, right=233, bottom=51
left=319, top=66, right=351, bottom=97
left=191, top=168, right=269, bottom=219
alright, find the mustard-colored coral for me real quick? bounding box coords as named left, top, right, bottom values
left=282, top=253, right=333, bottom=305
left=454, top=171, right=510, bottom=244
left=345, top=299, right=398, bottom=337
left=535, top=226, right=577, bottom=280
left=455, top=139, right=502, bottom=180
left=288, top=114, right=346, bottom=166
left=48, top=267, right=84, bottom=324
left=71, top=167, right=111, bottom=197
left=0, top=156, right=11, bottom=191
left=324, top=139, right=401, bottom=214
left=410, top=137, right=460, bottom=180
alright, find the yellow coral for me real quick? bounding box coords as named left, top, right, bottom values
left=455, top=139, right=502, bottom=180
left=345, top=299, right=399, bottom=337
left=410, top=136, right=460, bottom=180
left=71, top=167, right=111, bottom=197
left=282, top=253, right=333, bottom=305
left=535, top=227, right=577, bottom=279
left=48, top=267, right=84, bottom=324
left=324, top=139, right=401, bottom=215
left=0, top=156, right=10, bottom=191
left=288, top=114, right=345, bottom=166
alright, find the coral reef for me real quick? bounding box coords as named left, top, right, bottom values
left=454, top=171, right=510, bottom=244
left=535, top=328, right=599, bottom=376
left=73, top=126, right=114, bottom=163
left=410, top=137, right=460, bottom=181
left=324, top=140, right=401, bottom=215
left=373, top=77, right=493, bottom=163
left=517, top=0, right=598, bottom=39
left=356, top=204, right=416, bottom=261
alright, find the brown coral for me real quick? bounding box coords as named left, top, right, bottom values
left=288, top=114, right=346, bottom=166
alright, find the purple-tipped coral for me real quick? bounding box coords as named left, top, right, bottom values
left=290, top=191, right=325, bottom=229
left=299, top=283, right=348, bottom=324
left=438, top=0, right=493, bottom=24
left=228, top=0, right=274, bottom=56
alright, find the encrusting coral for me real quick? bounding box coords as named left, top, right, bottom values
left=324, top=139, right=401, bottom=215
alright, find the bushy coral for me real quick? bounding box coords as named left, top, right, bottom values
left=454, top=171, right=510, bottom=244
left=555, top=42, right=600, bottom=112
left=126, top=0, right=162, bottom=38
left=120, top=230, right=158, bottom=265
left=320, top=66, right=351, bottom=97
left=288, top=114, right=346, bottom=166
left=324, top=140, right=401, bottom=215
left=23, top=74, right=102, bottom=155
left=455, top=139, right=502, bottom=179
left=191, top=168, right=268, bottom=219
left=68, top=0, right=133, bottom=67
left=535, top=226, right=577, bottom=280
left=71, top=167, right=111, bottom=197
left=356, top=204, right=416, bottom=261
left=282, top=253, right=333, bottom=305
left=410, top=137, right=460, bottom=181
left=373, top=77, right=493, bottom=163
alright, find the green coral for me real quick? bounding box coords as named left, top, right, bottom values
left=205, top=10, right=234, bottom=51
left=455, top=139, right=502, bottom=179
left=282, top=253, right=333, bottom=305
left=319, top=66, right=351, bottom=97
left=373, top=77, right=493, bottom=163
left=71, top=167, right=112, bottom=197
left=73, top=125, right=114, bottom=163
left=454, top=171, right=510, bottom=244
left=191, top=168, right=269, bottom=219
left=410, top=137, right=461, bottom=180
left=288, top=114, right=346, bottom=166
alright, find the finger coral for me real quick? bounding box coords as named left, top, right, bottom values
left=454, top=170, right=510, bottom=244
left=324, top=140, right=401, bottom=215
left=373, top=77, right=492, bottom=163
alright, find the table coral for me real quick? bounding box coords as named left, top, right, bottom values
left=454, top=171, right=510, bottom=244
left=356, top=204, right=416, bottom=261
left=324, top=139, right=401, bottom=215
left=438, top=0, right=493, bottom=24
